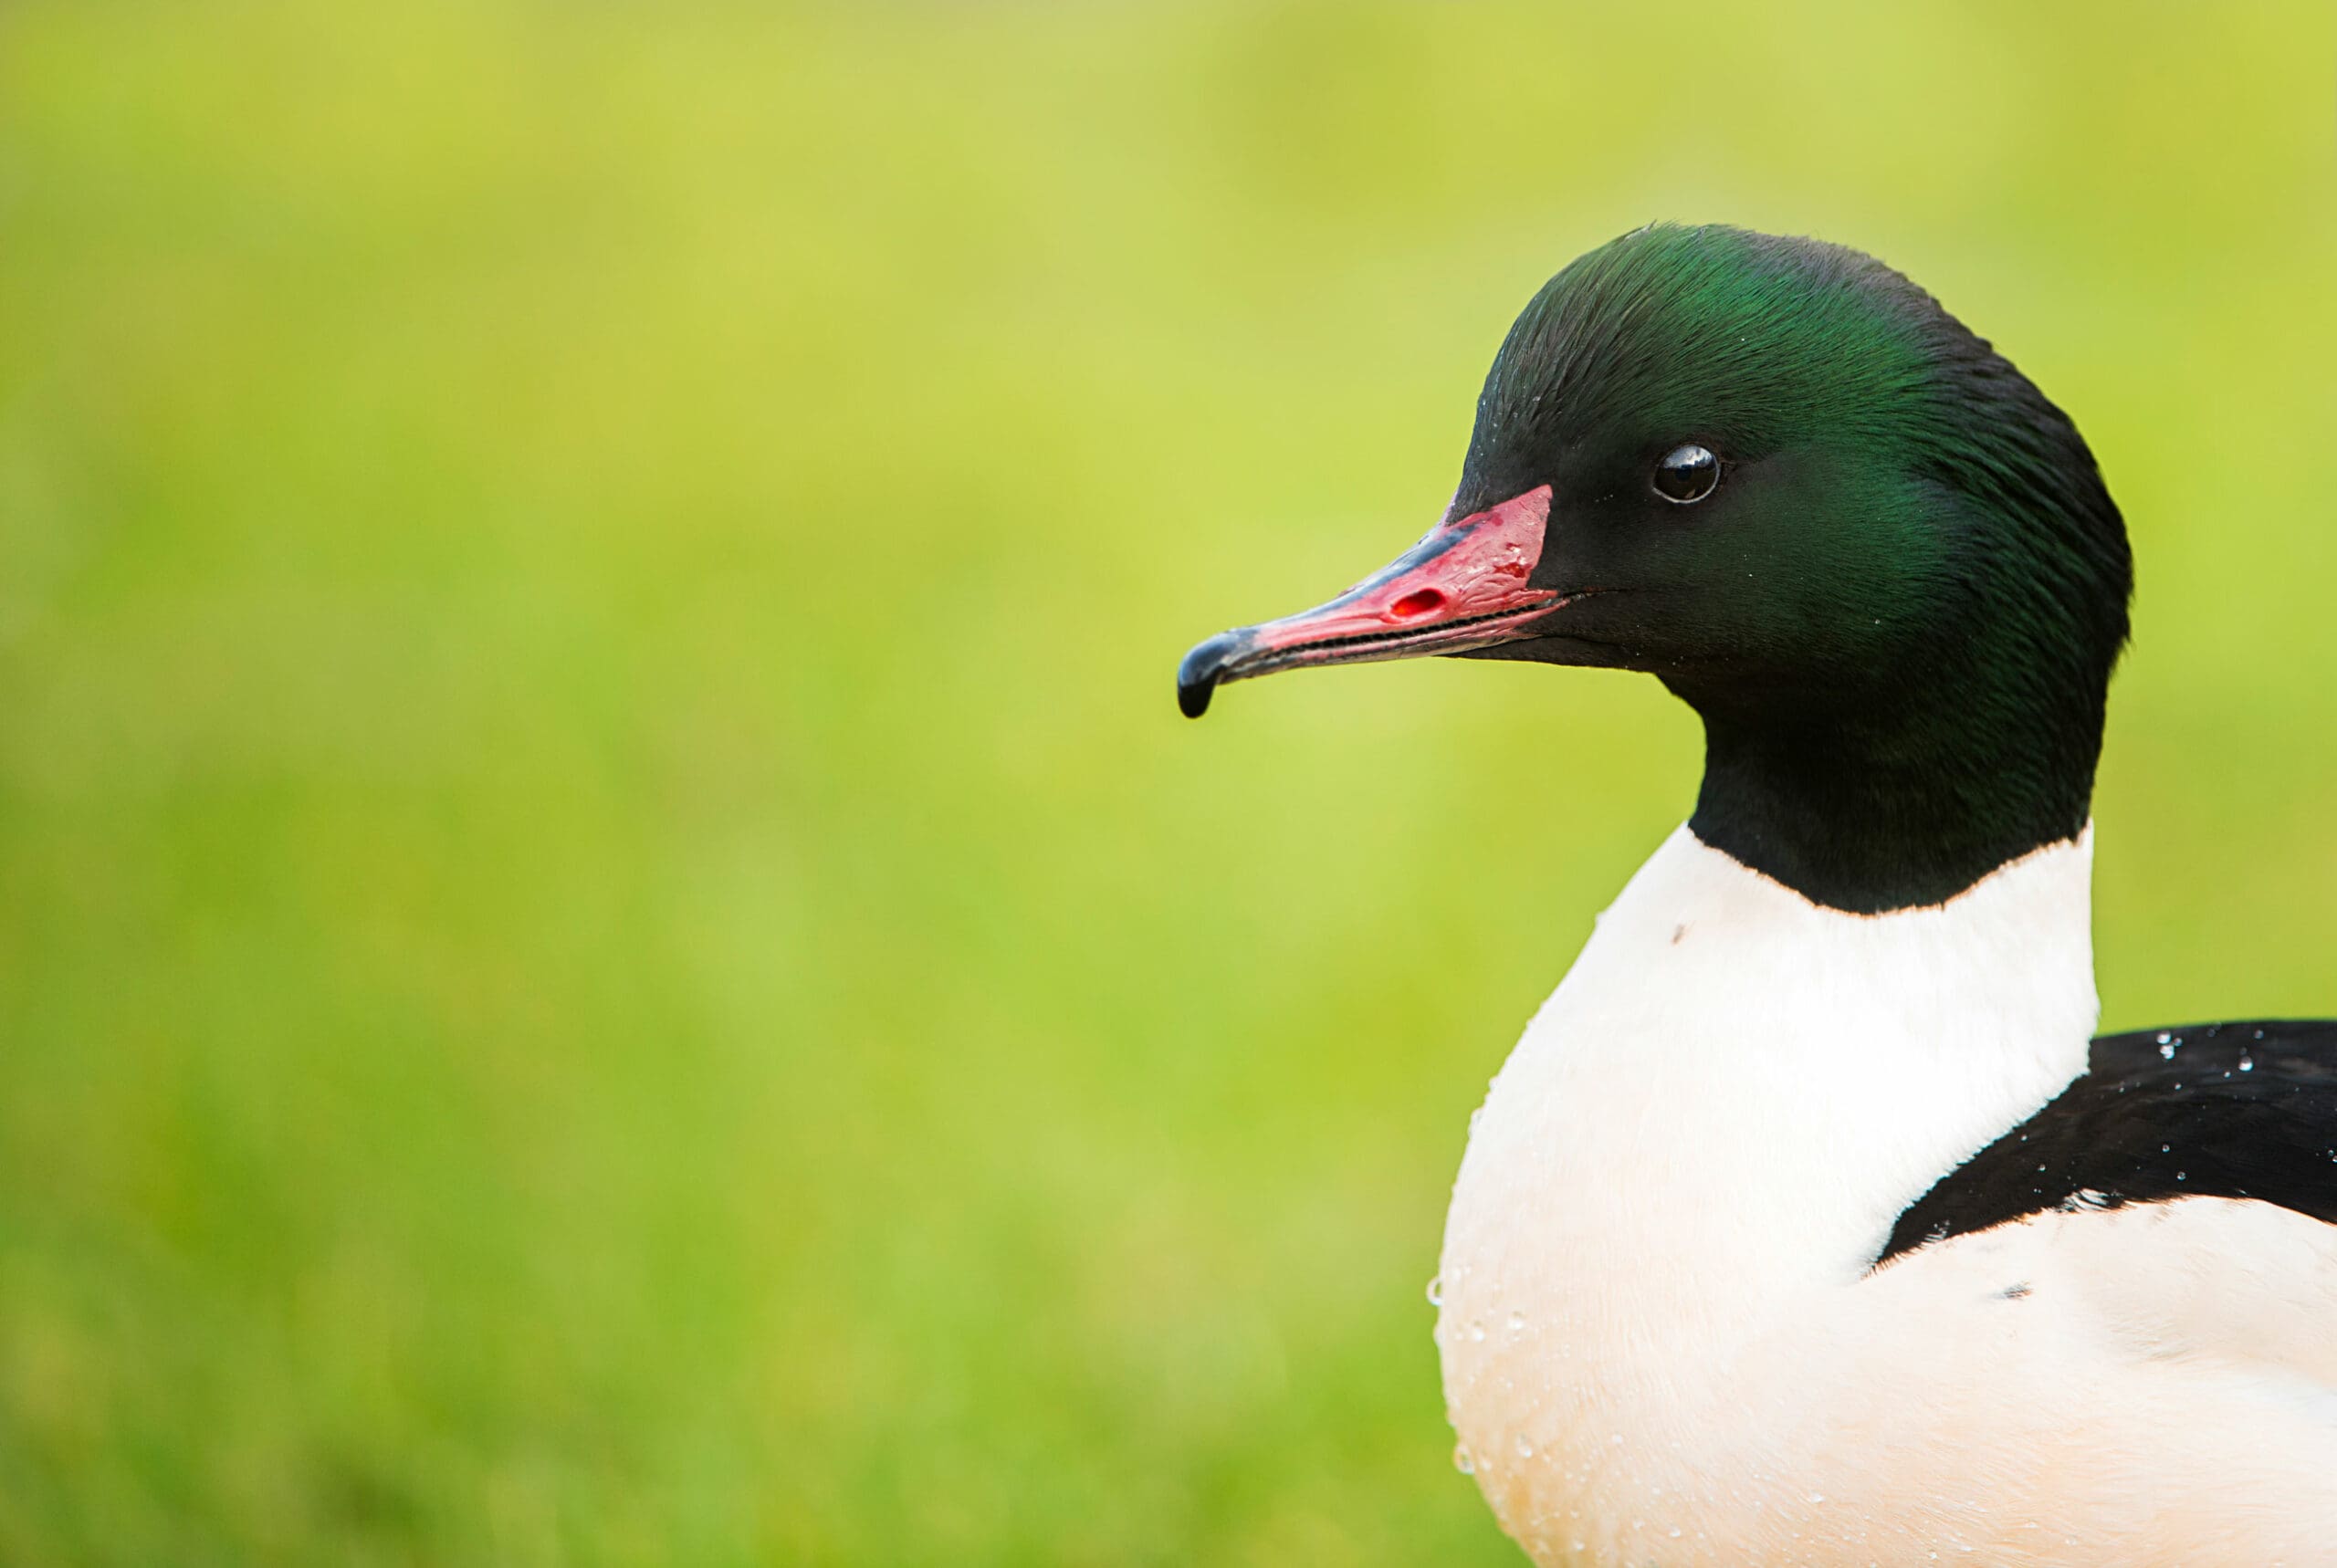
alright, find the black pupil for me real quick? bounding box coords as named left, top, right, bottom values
left=1655, top=444, right=1719, bottom=503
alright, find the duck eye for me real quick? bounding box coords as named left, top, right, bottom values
left=1652, top=443, right=1720, bottom=505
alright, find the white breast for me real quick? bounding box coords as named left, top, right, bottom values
left=1436, top=825, right=2337, bottom=1565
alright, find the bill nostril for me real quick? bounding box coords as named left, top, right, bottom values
left=1388, top=589, right=1446, bottom=621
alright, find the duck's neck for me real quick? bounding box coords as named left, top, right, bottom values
left=1441, top=822, right=2101, bottom=1343
left=1681, top=672, right=2104, bottom=915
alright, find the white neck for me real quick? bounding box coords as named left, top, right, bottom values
left=1439, top=821, right=2099, bottom=1386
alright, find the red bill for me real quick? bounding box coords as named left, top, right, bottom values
left=1178, top=486, right=1564, bottom=717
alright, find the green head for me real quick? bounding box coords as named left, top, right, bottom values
left=1179, top=225, right=2132, bottom=912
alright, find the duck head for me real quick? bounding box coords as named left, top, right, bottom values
left=1178, top=225, right=2133, bottom=913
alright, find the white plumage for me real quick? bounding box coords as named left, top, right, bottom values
left=1437, top=825, right=2337, bottom=1565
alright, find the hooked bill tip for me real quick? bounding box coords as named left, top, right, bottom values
left=1177, top=630, right=1246, bottom=719
left=1178, top=676, right=1215, bottom=719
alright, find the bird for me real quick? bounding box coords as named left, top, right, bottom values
left=1176, top=224, right=2337, bottom=1567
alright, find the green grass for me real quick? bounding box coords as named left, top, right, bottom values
left=1, top=2, right=2333, bottom=1562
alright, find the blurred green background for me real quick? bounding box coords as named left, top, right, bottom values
left=2, top=2, right=2333, bottom=1563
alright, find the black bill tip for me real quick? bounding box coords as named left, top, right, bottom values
left=1177, top=629, right=1250, bottom=719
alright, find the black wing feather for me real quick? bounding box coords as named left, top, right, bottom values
left=1877, top=1019, right=2337, bottom=1267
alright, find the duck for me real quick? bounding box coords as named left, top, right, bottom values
left=1176, top=224, right=2337, bottom=1567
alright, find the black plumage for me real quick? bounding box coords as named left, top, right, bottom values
left=1878, top=1019, right=2337, bottom=1267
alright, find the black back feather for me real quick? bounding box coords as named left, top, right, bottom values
left=1878, top=1019, right=2337, bottom=1266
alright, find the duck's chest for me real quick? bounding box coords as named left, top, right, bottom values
left=1430, top=828, right=2097, bottom=1561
